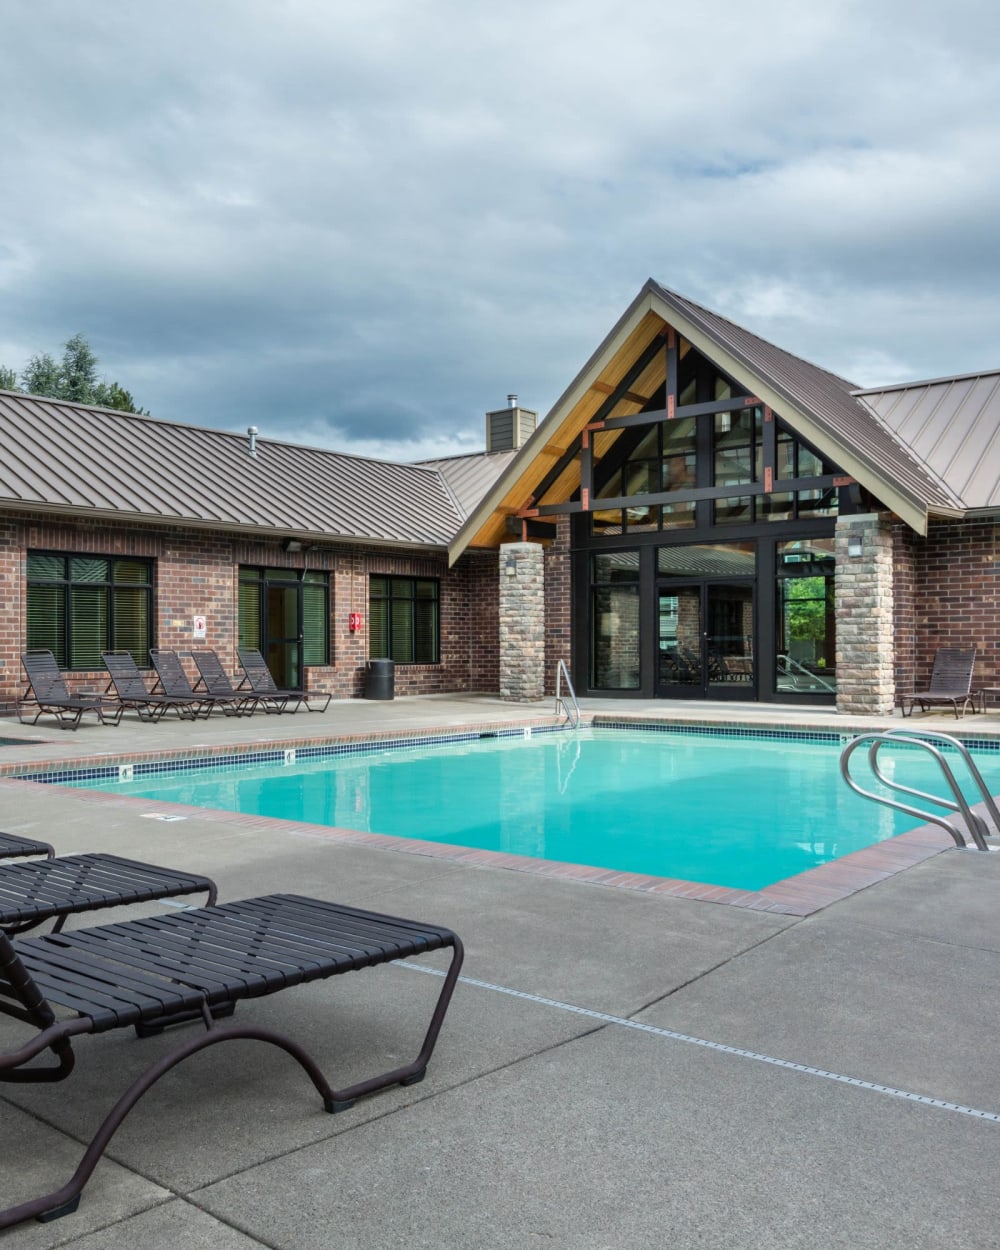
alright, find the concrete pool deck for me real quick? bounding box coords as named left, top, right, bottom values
left=2, top=695, right=1000, bottom=1247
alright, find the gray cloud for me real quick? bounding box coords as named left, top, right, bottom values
left=2, top=0, right=998, bottom=459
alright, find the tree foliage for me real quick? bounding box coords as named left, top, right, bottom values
left=1, top=334, right=148, bottom=414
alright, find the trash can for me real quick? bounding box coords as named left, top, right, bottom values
left=364, top=658, right=395, bottom=700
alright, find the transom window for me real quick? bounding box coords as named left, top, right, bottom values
left=369, top=576, right=440, bottom=664
left=26, top=552, right=154, bottom=669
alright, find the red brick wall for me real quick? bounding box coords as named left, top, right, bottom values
left=899, top=518, right=1000, bottom=694
left=0, top=511, right=502, bottom=708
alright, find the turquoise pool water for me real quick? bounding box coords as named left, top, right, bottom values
left=59, top=728, right=1000, bottom=892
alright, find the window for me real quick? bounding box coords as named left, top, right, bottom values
left=775, top=540, right=837, bottom=695
left=590, top=552, right=640, bottom=689
left=26, top=552, right=154, bottom=669
left=369, top=576, right=439, bottom=664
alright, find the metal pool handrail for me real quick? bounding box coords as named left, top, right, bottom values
left=555, top=659, right=580, bottom=729
left=839, top=728, right=1000, bottom=851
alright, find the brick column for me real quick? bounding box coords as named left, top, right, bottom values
left=499, top=542, right=546, bottom=701
left=835, top=514, right=896, bottom=715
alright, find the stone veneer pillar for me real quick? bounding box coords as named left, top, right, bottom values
left=835, top=513, right=896, bottom=716
left=498, top=542, right=546, bottom=701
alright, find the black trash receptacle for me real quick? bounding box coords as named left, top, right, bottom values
left=364, top=658, right=395, bottom=700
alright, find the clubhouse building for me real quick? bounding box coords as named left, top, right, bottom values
left=2, top=279, right=999, bottom=718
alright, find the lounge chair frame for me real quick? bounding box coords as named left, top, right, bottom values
left=900, top=647, right=978, bottom=719
left=237, top=647, right=333, bottom=713
left=0, top=894, right=463, bottom=1229
left=102, top=651, right=206, bottom=721
left=0, top=852, right=217, bottom=936
left=18, top=651, right=122, bottom=730
left=0, top=832, right=55, bottom=861
left=150, top=648, right=248, bottom=717
left=190, top=649, right=264, bottom=714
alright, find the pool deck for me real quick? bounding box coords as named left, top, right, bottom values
left=2, top=695, right=1000, bottom=1247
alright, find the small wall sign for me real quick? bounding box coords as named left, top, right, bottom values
left=193, top=614, right=207, bottom=640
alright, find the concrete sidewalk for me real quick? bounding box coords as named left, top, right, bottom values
left=1, top=696, right=999, bottom=1247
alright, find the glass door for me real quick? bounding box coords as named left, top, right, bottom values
left=657, top=581, right=755, bottom=697
left=265, top=580, right=302, bottom=689
left=657, top=584, right=703, bottom=690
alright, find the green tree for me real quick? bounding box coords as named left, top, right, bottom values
left=59, top=332, right=102, bottom=403
left=0, top=334, right=147, bottom=414
left=21, top=351, right=62, bottom=397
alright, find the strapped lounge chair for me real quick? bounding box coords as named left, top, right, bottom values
left=101, top=651, right=206, bottom=722
left=0, top=893, right=463, bottom=1229
left=237, top=647, right=333, bottom=713
left=0, top=852, right=217, bottom=936
left=901, top=647, right=978, bottom=719
left=0, top=832, right=55, bottom=861
left=18, top=651, right=123, bottom=730
left=150, top=649, right=249, bottom=717
left=190, top=649, right=263, bottom=714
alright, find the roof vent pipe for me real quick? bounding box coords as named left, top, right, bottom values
left=247, top=426, right=258, bottom=458
left=507, top=394, right=518, bottom=409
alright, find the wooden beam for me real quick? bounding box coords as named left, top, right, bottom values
left=590, top=380, right=651, bottom=406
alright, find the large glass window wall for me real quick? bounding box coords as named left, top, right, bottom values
left=578, top=341, right=845, bottom=702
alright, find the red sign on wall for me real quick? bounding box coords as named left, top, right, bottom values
left=348, top=612, right=363, bottom=633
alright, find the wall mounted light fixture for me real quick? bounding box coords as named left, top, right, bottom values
left=283, top=538, right=304, bottom=553
left=847, top=534, right=863, bottom=558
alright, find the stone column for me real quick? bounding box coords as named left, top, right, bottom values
left=499, top=542, right=546, bottom=701
left=835, top=514, right=895, bottom=716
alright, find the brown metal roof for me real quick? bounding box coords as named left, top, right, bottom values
left=417, top=448, right=520, bottom=517
left=853, top=371, right=1000, bottom=511
left=0, top=391, right=466, bottom=548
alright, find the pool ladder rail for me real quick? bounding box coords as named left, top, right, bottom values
left=840, top=728, right=1000, bottom=852
left=555, top=659, right=581, bottom=729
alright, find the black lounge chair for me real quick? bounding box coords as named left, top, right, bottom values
left=0, top=832, right=55, bottom=861
left=150, top=649, right=249, bottom=717
left=18, top=651, right=123, bottom=730
left=237, top=647, right=333, bottom=713
left=101, top=651, right=205, bottom=721
left=0, top=852, right=217, bottom=936
left=0, top=893, right=463, bottom=1229
left=190, top=649, right=265, bottom=713
left=901, top=647, right=978, bottom=719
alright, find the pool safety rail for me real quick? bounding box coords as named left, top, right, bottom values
left=840, top=729, right=1000, bottom=852
left=554, top=659, right=580, bottom=729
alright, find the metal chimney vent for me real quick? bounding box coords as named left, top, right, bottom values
left=247, top=426, right=259, bottom=458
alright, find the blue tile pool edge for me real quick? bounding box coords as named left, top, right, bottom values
left=7, top=713, right=1000, bottom=788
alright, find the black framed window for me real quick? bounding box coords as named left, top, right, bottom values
left=26, top=552, right=154, bottom=669
left=590, top=551, right=640, bottom=690
left=238, top=567, right=330, bottom=665
left=369, top=576, right=439, bottom=664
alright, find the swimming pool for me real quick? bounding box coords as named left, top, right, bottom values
left=55, top=727, right=1000, bottom=892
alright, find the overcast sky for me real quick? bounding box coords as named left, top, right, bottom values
left=1, top=0, right=998, bottom=462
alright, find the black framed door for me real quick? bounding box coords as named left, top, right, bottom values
left=656, top=580, right=755, bottom=698
left=264, top=581, right=302, bottom=689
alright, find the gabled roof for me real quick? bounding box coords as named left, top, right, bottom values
left=449, top=280, right=973, bottom=561
left=853, top=371, right=1000, bottom=511
left=0, top=390, right=469, bottom=549
left=418, top=448, right=520, bottom=517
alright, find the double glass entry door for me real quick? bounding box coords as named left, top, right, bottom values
left=657, top=582, right=755, bottom=697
